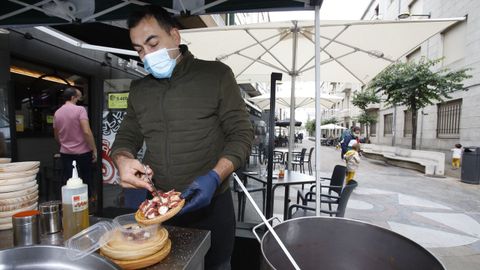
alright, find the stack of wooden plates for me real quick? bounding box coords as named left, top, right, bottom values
left=100, top=226, right=171, bottom=270
left=0, top=161, right=40, bottom=230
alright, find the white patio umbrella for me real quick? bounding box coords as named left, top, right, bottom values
left=249, top=89, right=343, bottom=110
left=320, top=123, right=346, bottom=130
left=181, top=17, right=464, bottom=173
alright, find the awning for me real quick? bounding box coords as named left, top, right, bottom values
left=0, top=0, right=318, bottom=27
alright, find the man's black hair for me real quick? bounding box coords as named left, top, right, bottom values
left=63, top=87, right=78, bottom=102
left=127, top=5, right=178, bottom=32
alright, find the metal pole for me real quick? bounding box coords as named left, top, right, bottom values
left=314, top=4, right=322, bottom=216
left=287, top=21, right=299, bottom=170
left=266, top=73, right=282, bottom=218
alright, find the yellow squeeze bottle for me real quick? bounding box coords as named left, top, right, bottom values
left=61, top=161, right=89, bottom=240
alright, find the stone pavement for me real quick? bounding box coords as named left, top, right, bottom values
left=234, top=139, right=480, bottom=270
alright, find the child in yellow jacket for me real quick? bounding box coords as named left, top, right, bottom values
left=344, top=141, right=361, bottom=183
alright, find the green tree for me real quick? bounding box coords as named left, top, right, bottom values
left=367, top=58, right=471, bottom=149
left=321, top=117, right=337, bottom=125
left=352, top=89, right=380, bottom=138
left=305, top=119, right=316, bottom=136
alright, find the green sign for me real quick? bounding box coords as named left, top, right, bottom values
left=108, top=92, right=129, bottom=109
left=46, top=115, right=54, bottom=124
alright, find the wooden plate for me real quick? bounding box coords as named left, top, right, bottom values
left=0, top=180, right=36, bottom=193
left=135, top=199, right=185, bottom=226
left=0, top=222, right=12, bottom=230
left=0, top=168, right=39, bottom=179
left=102, top=239, right=171, bottom=270
left=0, top=196, right=38, bottom=212
left=0, top=190, right=38, bottom=206
left=0, top=175, right=36, bottom=186
left=0, top=158, right=11, bottom=164
left=0, top=184, right=38, bottom=200
left=0, top=161, right=40, bottom=172
left=100, top=227, right=168, bottom=260
left=0, top=202, right=37, bottom=218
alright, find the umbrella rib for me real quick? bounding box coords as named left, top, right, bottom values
left=245, top=29, right=291, bottom=73
left=191, top=0, right=229, bottom=15
left=300, top=50, right=356, bottom=73
left=128, top=0, right=180, bottom=14
left=216, top=31, right=286, bottom=61
left=235, top=31, right=291, bottom=78
left=6, top=0, right=74, bottom=22
left=1, top=0, right=52, bottom=21
left=304, top=29, right=396, bottom=62
left=235, top=52, right=289, bottom=75
left=81, top=1, right=131, bottom=23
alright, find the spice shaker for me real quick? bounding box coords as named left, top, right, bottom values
left=12, top=210, right=41, bottom=246
left=39, top=201, right=62, bottom=234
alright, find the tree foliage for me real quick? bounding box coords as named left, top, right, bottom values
left=367, top=58, right=471, bottom=111
left=352, top=89, right=380, bottom=111
left=366, top=58, right=471, bottom=149
left=321, top=117, right=337, bottom=125
left=305, top=119, right=316, bottom=135
left=357, top=112, right=377, bottom=125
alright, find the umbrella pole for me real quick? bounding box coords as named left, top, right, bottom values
left=314, top=3, right=322, bottom=216
left=288, top=21, right=299, bottom=170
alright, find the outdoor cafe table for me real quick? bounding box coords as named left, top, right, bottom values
left=243, top=170, right=330, bottom=220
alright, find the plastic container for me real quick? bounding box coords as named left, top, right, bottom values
left=65, top=214, right=158, bottom=260
left=62, top=161, right=89, bottom=240
left=113, top=214, right=159, bottom=243
left=65, top=221, right=115, bottom=260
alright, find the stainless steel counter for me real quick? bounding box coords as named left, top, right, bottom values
left=0, top=223, right=211, bottom=270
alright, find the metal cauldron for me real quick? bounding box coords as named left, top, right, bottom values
left=0, top=245, right=120, bottom=270
left=256, top=217, right=445, bottom=270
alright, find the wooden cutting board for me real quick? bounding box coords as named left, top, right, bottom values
left=0, top=184, right=38, bottom=200
left=102, top=239, right=171, bottom=270
left=0, top=202, right=37, bottom=218
left=0, top=175, right=36, bottom=186
left=0, top=196, right=38, bottom=212
left=101, top=227, right=169, bottom=260
left=0, top=158, right=11, bottom=164
left=0, top=180, right=36, bottom=193
left=0, top=168, right=39, bottom=180
left=0, top=161, right=40, bottom=172
left=0, top=190, right=38, bottom=206
left=0, top=222, right=12, bottom=230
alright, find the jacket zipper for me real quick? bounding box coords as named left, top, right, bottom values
left=161, top=81, right=170, bottom=182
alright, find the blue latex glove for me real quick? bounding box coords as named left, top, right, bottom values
left=179, top=170, right=221, bottom=214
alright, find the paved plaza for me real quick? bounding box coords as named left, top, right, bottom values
left=235, top=139, right=480, bottom=270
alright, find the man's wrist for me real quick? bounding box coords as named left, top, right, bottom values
left=112, top=151, right=135, bottom=164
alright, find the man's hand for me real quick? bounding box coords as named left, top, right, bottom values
left=179, top=170, right=220, bottom=214
left=114, top=155, right=153, bottom=191
left=92, top=151, right=98, bottom=163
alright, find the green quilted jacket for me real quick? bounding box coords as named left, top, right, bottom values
left=111, top=48, right=253, bottom=194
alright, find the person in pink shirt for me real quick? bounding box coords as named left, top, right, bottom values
left=53, top=87, right=97, bottom=198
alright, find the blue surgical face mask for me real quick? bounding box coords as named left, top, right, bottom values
left=143, top=48, right=180, bottom=79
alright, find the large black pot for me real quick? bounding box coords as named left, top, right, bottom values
left=258, top=217, right=445, bottom=270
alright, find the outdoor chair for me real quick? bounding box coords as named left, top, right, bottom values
left=248, top=145, right=260, bottom=166
left=232, top=171, right=266, bottom=222
left=291, top=148, right=307, bottom=173
left=302, top=147, right=315, bottom=175
left=272, top=150, right=285, bottom=169
left=288, top=180, right=358, bottom=219
left=296, top=164, right=346, bottom=207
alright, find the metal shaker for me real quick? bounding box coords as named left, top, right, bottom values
left=12, top=210, right=41, bottom=246
left=39, top=201, right=62, bottom=234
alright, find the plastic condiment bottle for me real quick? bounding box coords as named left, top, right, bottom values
left=61, top=161, right=89, bottom=240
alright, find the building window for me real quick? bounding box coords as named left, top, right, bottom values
left=437, top=99, right=461, bottom=138
left=384, top=113, right=393, bottom=135
left=404, top=110, right=413, bottom=137
left=369, top=110, right=378, bottom=137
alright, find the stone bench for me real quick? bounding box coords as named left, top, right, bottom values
left=361, top=144, right=445, bottom=176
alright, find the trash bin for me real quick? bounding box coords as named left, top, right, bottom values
left=461, top=147, right=480, bottom=184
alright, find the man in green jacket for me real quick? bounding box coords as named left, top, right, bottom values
left=111, top=5, right=253, bottom=270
